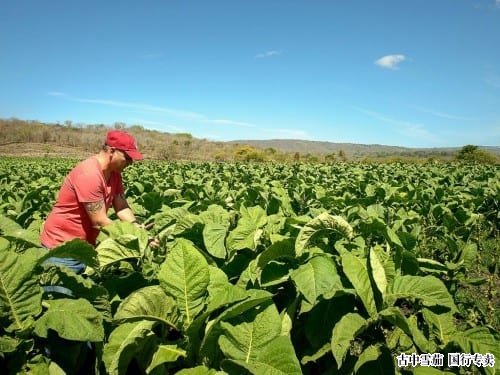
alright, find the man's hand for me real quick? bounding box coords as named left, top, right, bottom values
left=132, top=222, right=159, bottom=248
left=148, top=236, right=160, bottom=248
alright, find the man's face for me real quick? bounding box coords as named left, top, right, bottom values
left=111, top=148, right=133, bottom=171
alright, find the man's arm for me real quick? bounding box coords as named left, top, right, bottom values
left=83, top=200, right=113, bottom=229
left=113, top=193, right=138, bottom=223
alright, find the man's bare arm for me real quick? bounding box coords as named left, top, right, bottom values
left=83, top=200, right=113, bottom=229
left=113, top=193, right=138, bottom=223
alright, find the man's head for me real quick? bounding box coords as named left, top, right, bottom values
left=101, top=130, right=144, bottom=172
left=106, top=130, right=143, bottom=160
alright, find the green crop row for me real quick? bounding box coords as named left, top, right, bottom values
left=0, top=158, right=498, bottom=374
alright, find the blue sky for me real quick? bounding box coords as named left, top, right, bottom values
left=1, top=0, right=499, bottom=148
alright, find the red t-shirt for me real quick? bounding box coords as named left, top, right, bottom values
left=41, top=157, right=124, bottom=247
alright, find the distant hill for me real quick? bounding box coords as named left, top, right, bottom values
left=228, top=139, right=500, bottom=158
left=0, top=118, right=498, bottom=162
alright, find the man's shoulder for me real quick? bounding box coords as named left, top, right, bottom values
left=70, top=157, right=101, bottom=178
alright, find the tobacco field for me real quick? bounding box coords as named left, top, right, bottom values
left=0, top=158, right=499, bottom=374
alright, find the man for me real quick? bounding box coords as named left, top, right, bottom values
left=40, top=130, right=143, bottom=274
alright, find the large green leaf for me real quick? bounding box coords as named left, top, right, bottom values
left=240, top=205, right=268, bottom=227
left=158, top=239, right=209, bottom=326
left=199, top=204, right=231, bottom=225
left=203, top=223, right=228, bottom=259
left=305, top=295, right=356, bottom=349
left=226, top=223, right=263, bottom=252
left=386, top=275, right=457, bottom=311
left=270, top=185, right=294, bottom=216
left=221, top=336, right=302, bottom=375
left=103, top=321, right=156, bottom=375
left=457, top=242, right=477, bottom=269
left=372, top=245, right=395, bottom=290
left=34, top=298, right=104, bottom=342
left=236, top=259, right=259, bottom=289
left=0, top=335, right=20, bottom=353
left=146, top=344, right=186, bottom=373
left=451, top=327, right=500, bottom=364
left=417, top=258, right=448, bottom=276
left=114, top=285, right=181, bottom=329
left=168, top=207, right=203, bottom=236
left=218, top=304, right=282, bottom=363
left=0, top=250, right=42, bottom=331
left=341, top=252, right=378, bottom=317
left=301, top=343, right=331, bottom=365
left=226, top=206, right=267, bottom=252
left=385, top=227, right=403, bottom=248
left=96, top=238, right=142, bottom=270
left=37, top=239, right=99, bottom=269
left=175, top=366, right=225, bottom=375
left=0, top=215, right=41, bottom=247
left=353, top=344, right=395, bottom=375
left=256, top=238, right=295, bottom=269
left=198, top=289, right=273, bottom=365
left=40, top=265, right=111, bottom=320
left=378, top=307, right=431, bottom=353
left=369, top=247, right=387, bottom=300
left=206, top=266, right=247, bottom=312
left=331, top=313, right=369, bottom=368
left=422, top=308, right=456, bottom=345
left=295, top=212, right=353, bottom=255
left=98, top=221, right=149, bottom=253
left=291, top=255, right=343, bottom=311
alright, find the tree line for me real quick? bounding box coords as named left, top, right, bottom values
left=0, top=118, right=497, bottom=164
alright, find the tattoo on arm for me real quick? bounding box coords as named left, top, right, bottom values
left=84, top=200, right=104, bottom=213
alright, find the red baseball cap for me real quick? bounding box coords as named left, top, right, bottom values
left=105, top=130, right=143, bottom=160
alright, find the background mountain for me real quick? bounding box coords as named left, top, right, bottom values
left=228, top=139, right=500, bottom=159
left=1, top=118, right=498, bottom=162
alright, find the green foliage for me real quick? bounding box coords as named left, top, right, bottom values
left=0, top=158, right=499, bottom=374
left=457, top=144, right=498, bottom=164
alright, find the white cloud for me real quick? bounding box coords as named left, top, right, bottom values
left=128, top=118, right=185, bottom=132
left=496, top=0, right=500, bottom=8
left=208, top=119, right=256, bottom=128
left=483, top=75, right=500, bottom=88
left=196, top=133, right=223, bottom=140
left=255, top=50, right=282, bottom=59
left=374, top=54, right=406, bottom=70
left=414, top=106, right=475, bottom=121
left=353, top=107, right=439, bottom=142
left=48, top=92, right=254, bottom=128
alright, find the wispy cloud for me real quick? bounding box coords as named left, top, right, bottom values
left=47, top=92, right=253, bottom=127
left=473, top=0, right=500, bottom=10
left=196, top=133, right=223, bottom=140
left=374, top=54, right=406, bottom=70
left=483, top=75, right=500, bottom=88
left=414, top=106, right=475, bottom=121
left=255, top=50, right=282, bottom=59
left=129, top=118, right=185, bottom=132
left=353, top=106, right=438, bottom=142
left=208, top=119, right=255, bottom=127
